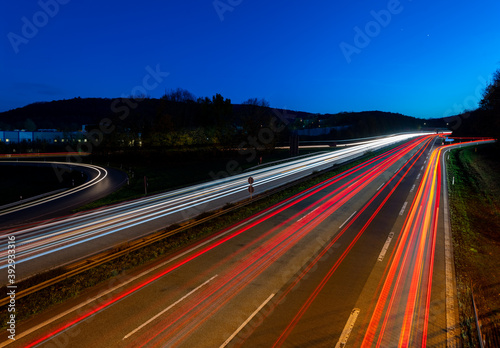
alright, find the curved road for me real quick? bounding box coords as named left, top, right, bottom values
left=0, top=162, right=128, bottom=228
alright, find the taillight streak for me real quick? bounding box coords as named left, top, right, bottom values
left=24, top=136, right=430, bottom=347
left=271, top=137, right=433, bottom=346
left=134, top=139, right=432, bottom=347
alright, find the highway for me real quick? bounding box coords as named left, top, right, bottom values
left=4, top=134, right=480, bottom=347
left=0, top=133, right=429, bottom=283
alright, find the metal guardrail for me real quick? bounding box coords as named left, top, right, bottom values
left=0, top=196, right=255, bottom=307
left=0, top=156, right=355, bottom=307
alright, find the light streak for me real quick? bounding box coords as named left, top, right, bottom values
left=361, top=138, right=495, bottom=347
left=272, top=136, right=433, bottom=346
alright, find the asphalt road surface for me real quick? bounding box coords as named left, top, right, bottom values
left=2, top=135, right=480, bottom=347
left=0, top=133, right=429, bottom=283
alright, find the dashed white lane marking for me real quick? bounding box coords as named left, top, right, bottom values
left=123, top=275, right=218, bottom=340
left=399, top=202, right=408, bottom=216
left=378, top=232, right=395, bottom=262
left=335, top=308, right=360, bottom=348
left=339, top=211, right=357, bottom=229
left=220, top=293, right=276, bottom=348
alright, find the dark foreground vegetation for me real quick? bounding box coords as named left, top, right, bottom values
left=448, top=143, right=500, bottom=347
left=446, top=67, right=500, bottom=346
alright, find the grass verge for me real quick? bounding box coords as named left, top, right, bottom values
left=447, top=143, right=500, bottom=347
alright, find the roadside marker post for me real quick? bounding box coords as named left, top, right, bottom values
left=248, top=177, right=254, bottom=199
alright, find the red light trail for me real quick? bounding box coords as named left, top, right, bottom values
left=360, top=138, right=494, bottom=347
left=23, top=135, right=439, bottom=347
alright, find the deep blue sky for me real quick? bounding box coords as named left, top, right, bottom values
left=1, top=0, right=499, bottom=118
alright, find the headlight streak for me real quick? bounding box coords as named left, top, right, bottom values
left=0, top=134, right=429, bottom=271
left=1, top=144, right=373, bottom=255
left=4, top=156, right=400, bottom=267
left=10, top=132, right=415, bottom=235
left=2, top=135, right=390, bottom=231
left=21, top=136, right=431, bottom=347
left=0, top=161, right=108, bottom=217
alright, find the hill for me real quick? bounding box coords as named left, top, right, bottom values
left=0, top=96, right=447, bottom=151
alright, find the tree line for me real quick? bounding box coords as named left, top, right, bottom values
left=451, top=68, right=500, bottom=142
left=0, top=88, right=440, bottom=154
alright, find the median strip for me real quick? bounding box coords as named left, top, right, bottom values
left=0, top=143, right=405, bottom=331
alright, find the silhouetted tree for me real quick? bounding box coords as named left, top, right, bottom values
left=452, top=68, right=500, bottom=141
left=240, top=98, right=271, bottom=136
left=480, top=69, right=500, bottom=111
left=163, top=88, right=196, bottom=103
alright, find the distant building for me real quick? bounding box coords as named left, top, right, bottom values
left=0, top=130, right=86, bottom=144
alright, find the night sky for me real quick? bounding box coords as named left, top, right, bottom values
left=1, top=0, right=499, bottom=118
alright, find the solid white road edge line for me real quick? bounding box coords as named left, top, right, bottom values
left=442, top=147, right=460, bottom=347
